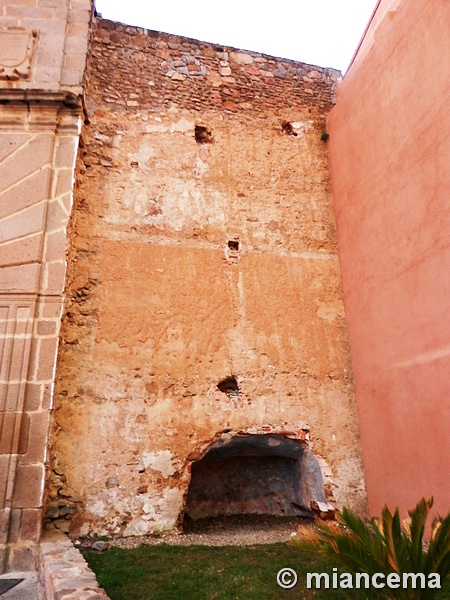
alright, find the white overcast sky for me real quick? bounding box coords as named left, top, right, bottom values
left=94, top=0, right=379, bottom=73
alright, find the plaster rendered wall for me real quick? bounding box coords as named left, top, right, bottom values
left=47, top=19, right=367, bottom=538
left=0, top=0, right=92, bottom=572
left=327, top=0, right=450, bottom=517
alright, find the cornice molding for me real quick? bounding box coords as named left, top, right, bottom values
left=0, top=90, right=83, bottom=131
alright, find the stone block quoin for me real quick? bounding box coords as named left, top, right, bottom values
left=0, top=103, right=83, bottom=569
left=0, top=0, right=91, bottom=570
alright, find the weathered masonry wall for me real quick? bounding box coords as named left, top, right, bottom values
left=0, top=0, right=92, bottom=572
left=327, top=0, right=450, bottom=518
left=48, top=19, right=367, bottom=538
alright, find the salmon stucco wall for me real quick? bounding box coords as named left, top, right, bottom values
left=327, top=0, right=450, bottom=517
left=46, top=19, right=367, bottom=538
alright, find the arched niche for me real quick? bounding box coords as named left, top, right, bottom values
left=183, top=434, right=330, bottom=522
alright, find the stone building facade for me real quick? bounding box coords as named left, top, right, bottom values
left=0, top=0, right=93, bottom=572
left=45, top=19, right=366, bottom=540
left=1, top=0, right=448, bottom=575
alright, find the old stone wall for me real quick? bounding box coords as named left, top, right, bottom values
left=0, top=0, right=92, bottom=572
left=47, top=19, right=366, bottom=539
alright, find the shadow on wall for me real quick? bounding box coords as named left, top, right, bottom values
left=183, top=434, right=331, bottom=523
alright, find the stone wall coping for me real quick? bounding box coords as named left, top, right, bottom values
left=88, top=17, right=342, bottom=114
left=39, top=535, right=109, bottom=599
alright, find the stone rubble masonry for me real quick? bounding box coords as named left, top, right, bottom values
left=39, top=536, right=109, bottom=599
left=0, top=0, right=91, bottom=573
left=48, top=18, right=366, bottom=539
left=87, top=18, right=341, bottom=116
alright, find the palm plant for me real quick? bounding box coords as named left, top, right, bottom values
left=294, top=497, right=450, bottom=600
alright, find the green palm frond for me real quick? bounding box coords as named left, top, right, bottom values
left=425, top=512, right=450, bottom=578
left=405, top=497, right=432, bottom=571
left=380, top=505, right=411, bottom=573
left=293, top=497, right=450, bottom=600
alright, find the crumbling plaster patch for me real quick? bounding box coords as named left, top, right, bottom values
left=142, top=450, right=180, bottom=479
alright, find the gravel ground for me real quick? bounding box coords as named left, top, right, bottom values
left=105, top=515, right=314, bottom=549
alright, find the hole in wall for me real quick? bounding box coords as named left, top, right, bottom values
left=225, top=236, right=240, bottom=263
left=195, top=125, right=214, bottom=144
left=183, top=434, right=329, bottom=526
left=281, top=121, right=298, bottom=136
left=217, top=376, right=239, bottom=398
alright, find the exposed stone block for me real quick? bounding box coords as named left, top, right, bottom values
left=0, top=233, right=44, bottom=269
left=5, top=6, right=67, bottom=19
left=34, top=67, right=62, bottom=85
left=38, top=0, right=69, bottom=7
left=35, top=337, right=59, bottom=380
left=41, top=383, right=53, bottom=410
left=67, top=9, right=92, bottom=25
left=44, top=230, right=67, bottom=263
left=41, top=298, right=64, bottom=320
left=55, top=135, right=78, bottom=170
left=0, top=134, right=53, bottom=193
left=60, top=69, right=83, bottom=86
left=0, top=263, right=40, bottom=293
left=19, top=507, right=42, bottom=543
left=66, top=21, right=90, bottom=39
left=34, top=37, right=67, bottom=69
left=45, top=198, right=70, bottom=233
left=0, top=412, right=19, bottom=454
left=7, top=508, right=21, bottom=544
left=12, top=463, right=44, bottom=508
left=0, top=201, right=47, bottom=245
left=4, top=383, right=23, bottom=412
left=0, top=166, right=51, bottom=222
left=23, top=383, right=43, bottom=412
left=18, top=413, right=30, bottom=454
left=55, top=168, right=75, bottom=199
left=7, top=542, right=37, bottom=571
left=5, top=0, right=38, bottom=7
left=43, top=260, right=66, bottom=295
left=36, top=319, right=57, bottom=336
left=8, top=338, right=28, bottom=381
left=0, top=508, right=10, bottom=545
left=18, top=410, right=50, bottom=463
left=0, top=456, right=12, bottom=502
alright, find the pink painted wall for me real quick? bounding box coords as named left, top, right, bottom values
left=327, top=0, right=450, bottom=517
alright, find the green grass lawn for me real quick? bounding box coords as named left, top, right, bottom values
left=84, top=542, right=450, bottom=599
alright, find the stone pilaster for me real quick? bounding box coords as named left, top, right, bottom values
left=0, top=95, right=82, bottom=571
left=0, top=0, right=93, bottom=572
